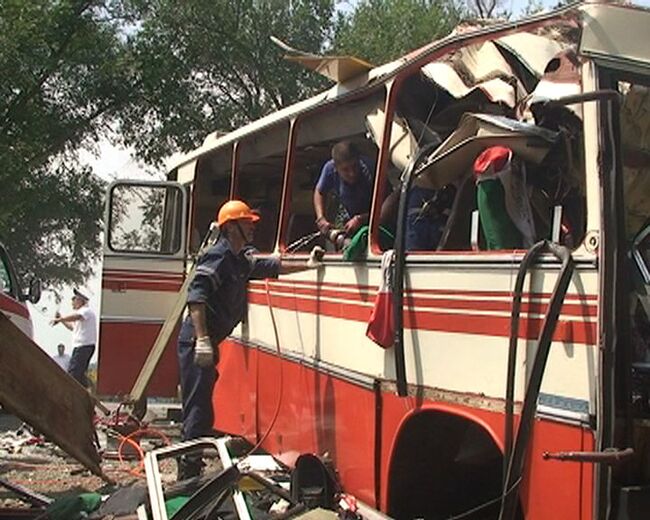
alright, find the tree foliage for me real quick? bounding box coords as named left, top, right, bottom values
left=0, top=0, right=133, bottom=288
left=2, top=0, right=470, bottom=289
left=118, top=0, right=335, bottom=164
left=333, top=0, right=464, bottom=65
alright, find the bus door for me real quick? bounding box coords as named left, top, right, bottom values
left=98, top=180, right=187, bottom=397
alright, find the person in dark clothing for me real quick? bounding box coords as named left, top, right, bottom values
left=177, top=199, right=323, bottom=478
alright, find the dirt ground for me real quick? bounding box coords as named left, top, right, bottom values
left=0, top=410, right=183, bottom=511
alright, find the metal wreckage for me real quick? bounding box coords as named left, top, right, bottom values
left=2, top=2, right=650, bottom=519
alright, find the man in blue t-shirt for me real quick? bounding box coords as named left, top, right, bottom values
left=313, top=141, right=375, bottom=237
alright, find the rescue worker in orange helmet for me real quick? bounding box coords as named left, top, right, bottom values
left=177, top=199, right=323, bottom=479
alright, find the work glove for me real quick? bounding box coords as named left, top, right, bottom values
left=194, top=337, right=214, bottom=367
left=316, top=217, right=331, bottom=235
left=308, top=246, right=325, bottom=268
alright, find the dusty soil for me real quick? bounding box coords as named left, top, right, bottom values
left=0, top=412, right=183, bottom=512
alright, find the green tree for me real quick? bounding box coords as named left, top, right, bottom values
left=0, top=0, right=135, bottom=288
left=1, top=0, right=467, bottom=289
left=333, top=0, right=465, bottom=65
left=118, top=0, right=335, bottom=164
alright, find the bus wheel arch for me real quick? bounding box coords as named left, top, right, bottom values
left=386, top=407, right=508, bottom=519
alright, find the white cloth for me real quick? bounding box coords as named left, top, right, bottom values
left=71, top=306, right=97, bottom=347
left=53, top=354, right=71, bottom=371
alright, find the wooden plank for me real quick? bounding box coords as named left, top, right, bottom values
left=0, top=312, right=106, bottom=480
left=128, top=225, right=220, bottom=403
left=128, top=270, right=194, bottom=403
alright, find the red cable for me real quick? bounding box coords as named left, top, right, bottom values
left=244, top=278, right=284, bottom=457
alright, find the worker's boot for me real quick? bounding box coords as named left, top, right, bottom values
left=177, top=455, right=204, bottom=481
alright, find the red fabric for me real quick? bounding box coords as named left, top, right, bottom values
left=366, top=251, right=396, bottom=348
left=366, top=291, right=395, bottom=348
left=473, top=146, right=512, bottom=176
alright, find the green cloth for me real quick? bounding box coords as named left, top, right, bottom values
left=477, top=179, right=522, bottom=250
left=46, top=492, right=102, bottom=520
left=167, top=495, right=191, bottom=518
left=342, top=225, right=395, bottom=261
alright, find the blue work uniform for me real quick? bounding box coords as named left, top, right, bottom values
left=316, top=157, right=375, bottom=222
left=177, top=236, right=280, bottom=441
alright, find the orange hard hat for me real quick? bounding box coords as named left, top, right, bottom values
left=217, top=200, right=260, bottom=227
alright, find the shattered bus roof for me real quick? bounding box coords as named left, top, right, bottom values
left=414, top=113, right=559, bottom=189
left=168, top=2, right=650, bottom=173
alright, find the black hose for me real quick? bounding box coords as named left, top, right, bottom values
left=500, top=240, right=574, bottom=520
left=393, top=143, right=440, bottom=397
left=503, top=240, right=548, bottom=481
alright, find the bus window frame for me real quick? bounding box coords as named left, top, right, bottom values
left=232, top=121, right=290, bottom=254
left=106, top=180, right=187, bottom=258
left=187, top=145, right=235, bottom=255
left=279, top=85, right=388, bottom=258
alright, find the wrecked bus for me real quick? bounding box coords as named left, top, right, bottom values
left=98, top=3, right=650, bottom=518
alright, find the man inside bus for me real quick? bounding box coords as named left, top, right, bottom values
left=313, top=140, right=375, bottom=239
left=177, top=199, right=323, bottom=479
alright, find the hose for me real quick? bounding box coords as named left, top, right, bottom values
left=393, top=142, right=441, bottom=396
left=285, top=231, right=321, bottom=253
left=500, top=240, right=574, bottom=520
left=241, top=278, right=284, bottom=459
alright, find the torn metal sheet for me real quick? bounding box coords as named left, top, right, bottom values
left=524, top=49, right=582, bottom=119
left=285, top=56, right=373, bottom=84
left=414, top=113, right=558, bottom=190
left=495, top=33, right=565, bottom=78
left=420, top=41, right=527, bottom=108
left=0, top=312, right=105, bottom=479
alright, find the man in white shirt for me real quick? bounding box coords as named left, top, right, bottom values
left=53, top=343, right=71, bottom=371
left=51, top=288, right=97, bottom=388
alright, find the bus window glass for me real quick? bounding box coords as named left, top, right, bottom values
left=192, top=147, right=232, bottom=251
left=285, top=89, right=387, bottom=254
left=383, top=43, right=586, bottom=253
left=109, top=184, right=183, bottom=254
left=236, top=123, right=289, bottom=253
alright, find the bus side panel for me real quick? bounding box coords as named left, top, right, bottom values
left=380, top=390, right=596, bottom=519
left=97, top=322, right=179, bottom=396
left=215, top=339, right=377, bottom=506
left=520, top=419, right=594, bottom=519
left=212, top=339, right=259, bottom=445
left=0, top=293, right=32, bottom=339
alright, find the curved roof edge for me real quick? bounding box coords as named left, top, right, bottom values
left=168, top=1, right=615, bottom=173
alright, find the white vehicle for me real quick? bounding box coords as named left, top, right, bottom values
left=99, top=3, right=650, bottom=519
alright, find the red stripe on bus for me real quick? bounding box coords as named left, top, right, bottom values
left=247, top=292, right=597, bottom=345
left=0, top=293, right=30, bottom=319
left=250, top=279, right=598, bottom=303
left=251, top=285, right=596, bottom=318
left=103, top=270, right=184, bottom=280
